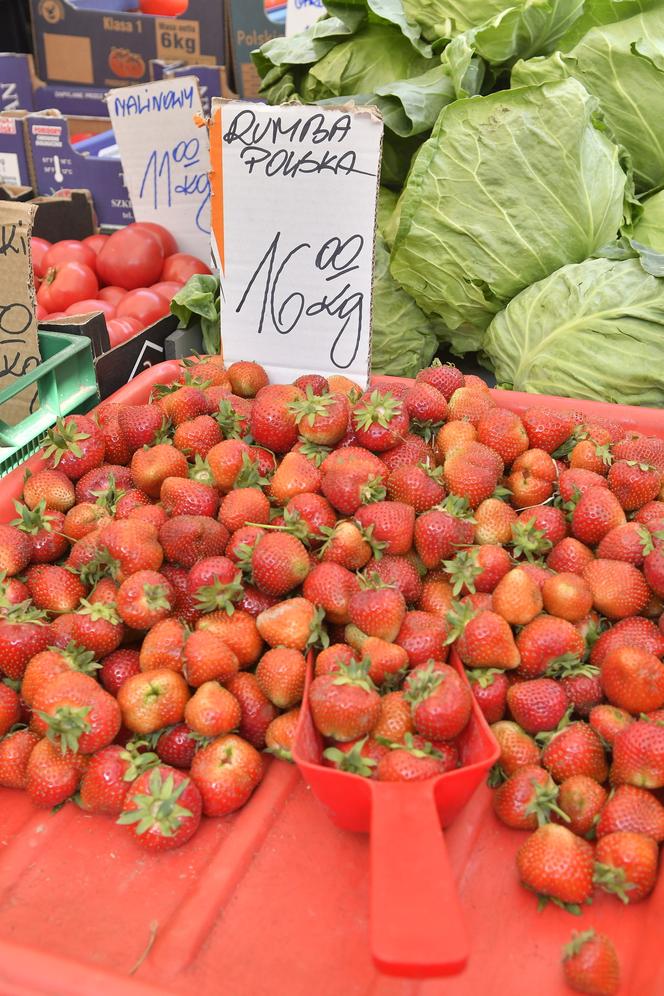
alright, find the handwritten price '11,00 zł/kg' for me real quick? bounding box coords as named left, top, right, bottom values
left=236, top=230, right=366, bottom=371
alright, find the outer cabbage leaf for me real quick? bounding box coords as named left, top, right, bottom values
left=389, top=78, right=627, bottom=350
left=483, top=257, right=664, bottom=406
left=557, top=0, right=662, bottom=48
left=512, top=9, right=664, bottom=193
left=629, top=191, right=664, bottom=252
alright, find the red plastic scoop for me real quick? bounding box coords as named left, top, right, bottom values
left=293, top=649, right=500, bottom=979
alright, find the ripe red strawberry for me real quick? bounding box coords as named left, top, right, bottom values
left=403, top=380, right=449, bottom=427
left=116, top=570, right=175, bottom=630
left=507, top=678, right=569, bottom=734
left=218, top=487, right=269, bottom=533
left=447, top=387, right=494, bottom=424
left=206, top=439, right=254, bottom=492
left=157, top=385, right=210, bottom=427
left=190, top=733, right=263, bottom=815
left=516, top=615, right=586, bottom=679
left=199, top=608, right=264, bottom=664
left=476, top=408, right=529, bottom=465
left=414, top=504, right=475, bottom=569
left=492, top=765, right=561, bottom=830
left=0, top=603, right=51, bottom=680
left=561, top=665, right=603, bottom=718
left=255, top=647, right=306, bottom=709
left=473, top=498, right=517, bottom=546
left=185, top=556, right=243, bottom=614
left=269, top=452, right=322, bottom=506
left=416, top=362, right=464, bottom=400
left=562, top=930, right=620, bottom=996
left=309, top=660, right=380, bottom=742
left=491, top=720, right=541, bottom=775
left=541, top=573, right=593, bottom=623
left=293, top=373, right=328, bottom=395
left=582, top=559, right=650, bottom=620
left=100, top=647, right=141, bottom=694
left=79, top=742, right=158, bottom=815
left=161, top=476, right=219, bottom=518
left=444, top=442, right=503, bottom=508
left=250, top=384, right=303, bottom=453
left=354, top=501, right=415, bottom=557
left=516, top=823, right=594, bottom=909
left=264, top=708, right=300, bottom=762
left=611, top=719, right=664, bottom=788
left=0, top=728, right=40, bottom=788
left=63, top=502, right=111, bottom=541
left=435, top=421, right=477, bottom=462
left=455, top=607, right=521, bottom=670
left=0, top=575, right=29, bottom=612
left=404, top=662, right=471, bottom=740
left=595, top=522, right=653, bottom=565
left=542, top=723, right=609, bottom=783
left=558, top=468, right=608, bottom=505
left=557, top=775, right=607, bottom=837
left=506, top=448, right=556, bottom=506
left=23, top=469, right=75, bottom=512
left=114, top=489, right=152, bottom=520
left=224, top=671, right=278, bottom=749
left=546, top=537, right=595, bottom=575
left=98, top=519, right=163, bottom=578
left=607, top=459, right=661, bottom=511
left=251, top=532, right=310, bottom=597
left=0, top=682, right=21, bottom=736
left=172, top=414, right=222, bottom=458
left=21, top=643, right=99, bottom=707
left=25, top=737, right=87, bottom=808
left=12, top=502, right=69, bottom=564
left=643, top=545, right=664, bottom=598
left=596, top=784, right=664, bottom=841
left=184, top=681, right=242, bottom=737
left=118, top=765, right=202, bottom=850
left=321, top=465, right=386, bottom=517
left=467, top=668, right=508, bottom=723
left=117, top=403, right=165, bottom=452
left=589, top=704, right=634, bottom=746
left=392, top=610, right=447, bottom=666
left=513, top=506, right=567, bottom=560
left=155, top=723, right=197, bottom=769
left=595, top=830, right=658, bottom=903
left=367, top=555, right=422, bottom=605
left=491, top=568, right=542, bottom=626
left=302, top=562, right=359, bottom=624
left=42, top=414, right=105, bottom=480
left=25, top=563, right=85, bottom=613
left=571, top=487, right=626, bottom=546
left=600, top=646, right=664, bottom=714
left=636, top=500, right=664, bottom=524
left=386, top=462, right=446, bottom=512
left=95, top=404, right=131, bottom=465
left=131, top=443, right=188, bottom=499
left=227, top=360, right=268, bottom=397
left=74, top=464, right=132, bottom=505
left=315, top=643, right=357, bottom=676
left=283, top=493, right=336, bottom=545
left=521, top=407, right=574, bottom=453
left=159, top=515, right=228, bottom=568
left=117, top=669, right=190, bottom=734
left=444, top=544, right=511, bottom=596
left=289, top=389, right=349, bottom=446
left=591, top=616, right=664, bottom=668
left=347, top=580, right=406, bottom=642
left=183, top=629, right=240, bottom=686
left=32, top=670, right=121, bottom=754
left=352, top=390, right=410, bottom=452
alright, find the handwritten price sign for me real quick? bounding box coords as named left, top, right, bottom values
left=0, top=200, right=40, bottom=427
left=107, top=78, right=210, bottom=261
left=210, top=101, right=383, bottom=385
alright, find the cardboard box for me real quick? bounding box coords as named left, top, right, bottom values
left=226, top=0, right=284, bottom=98
left=31, top=0, right=225, bottom=89
left=0, top=53, right=109, bottom=118
left=151, top=61, right=236, bottom=116
left=0, top=187, right=97, bottom=241
left=25, top=111, right=133, bottom=228
left=0, top=111, right=32, bottom=187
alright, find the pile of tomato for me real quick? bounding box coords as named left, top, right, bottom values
left=32, top=222, right=211, bottom=349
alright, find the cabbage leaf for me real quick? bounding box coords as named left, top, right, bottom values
left=629, top=191, right=664, bottom=252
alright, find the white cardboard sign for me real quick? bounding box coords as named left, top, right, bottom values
left=107, top=77, right=210, bottom=260
left=286, top=0, right=325, bottom=36
left=209, top=100, right=383, bottom=386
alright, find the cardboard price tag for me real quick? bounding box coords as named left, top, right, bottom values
left=209, top=100, right=383, bottom=387
left=107, top=77, right=210, bottom=261
left=286, top=0, right=325, bottom=36
left=0, top=200, right=40, bottom=425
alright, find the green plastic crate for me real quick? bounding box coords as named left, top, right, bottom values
left=0, top=330, right=99, bottom=477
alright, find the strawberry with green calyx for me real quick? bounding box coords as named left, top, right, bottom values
left=491, top=720, right=541, bottom=777
left=118, top=765, right=202, bottom=851
left=33, top=670, right=121, bottom=755
left=376, top=732, right=455, bottom=781
left=607, top=459, right=661, bottom=511
left=416, top=360, right=464, bottom=401
left=611, top=718, right=664, bottom=788
left=23, top=467, right=76, bottom=513
left=444, top=544, right=510, bottom=596
left=541, top=721, right=609, bottom=784
left=79, top=741, right=160, bottom=815
left=71, top=598, right=124, bottom=661
left=492, top=764, right=569, bottom=831
left=386, top=461, right=447, bottom=512
left=510, top=519, right=553, bottom=562
left=449, top=601, right=521, bottom=670
left=257, top=597, right=328, bottom=652
left=521, top=407, right=575, bottom=454
left=0, top=681, right=21, bottom=736
left=594, top=830, right=658, bottom=903
left=321, top=466, right=387, bottom=516
left=323, top=736, right=381, bottom=778
left=319, top=520, right=385, bottom=571
left=352, top=390, right=409, bottom=452
left=42, top=414, right=105, bottom=480
left=507, top=679, right=569, bottom=735
left=265, top=708, right=300, bottom=762
left=517, top=822, right=595, bottom=913
left=116, top=570, right=174, bottom=631
left=562, top=929, right=620, bottom=996
left=215, top=397, right=250, bottom=440
left=556, top=775, right=607, bottom=838
left=0, top=572, right=29, bottom=614
left=354, top=500, right=415, bottom=557
left=590, top=616, right=664, bottom=667
left=292, top=438, right=333, bottom=467
left=22, top=642, right=100, bottom=707
left=186, top=556, right=244, bottom=615
left=467, top=668, right=509, bottom=723
left=12, top=500, right=68, bottom=563
left=288, top=387, right=349, bottom=447
left=309, top=658, right=381, bottom=742
left=413, top=497, right=475, bottom=569
left=25, top=736, right=88, bottom=809
left=0, top=600, right=51, bottom=680
left=404, top=661, right=471, bottom=741
left=25, top=564, right=85, bottom=615
left=190, top=733, right=264, bottom=815
left=347, top=573, right=406, bottom=643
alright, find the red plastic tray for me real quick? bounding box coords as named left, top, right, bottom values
left=1, top=362, right=663, bottom=996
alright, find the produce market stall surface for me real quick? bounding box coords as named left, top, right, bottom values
left=1, top=362, right=663, bottom=996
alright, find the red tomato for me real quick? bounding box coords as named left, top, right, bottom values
left=161, top=253, right=211, bottom=283
left=150, top=280, right=183, bottom=301
left=97, top=227, right=164, bottom=290
left=32, top=237, right=52, bottom=279
left=131, top=222, right=178, bottom=258
left=82, top=234, right=109, bottom=256
left=98, top=286, right=126, bottom=307
left=44, top=239, right=97, bottom=273
left=139, top=0, right=189, bottom=14
left=38, top=262, right=99, bottom=313
left=107, top=317, right=143, bottom=348
left=65, top=299, right=116, bottom=321
left=116, top=288, right=169, bottom=327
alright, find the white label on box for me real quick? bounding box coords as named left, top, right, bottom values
left=107, top=77, right=210, bottom=261
left=286, top=0, right=325, bottom=36
left=0, top=152, right=21, bottom=186
left=209, top=100, right=383, bottom=386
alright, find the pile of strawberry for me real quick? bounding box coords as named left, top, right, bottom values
left=0, top=356, right=663, bottom=930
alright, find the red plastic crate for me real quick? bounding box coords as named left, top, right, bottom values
left=1, top=361, right=663, bottom=996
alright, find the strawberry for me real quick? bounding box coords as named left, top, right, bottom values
left=179, top=354, right=229, bottom=388
left=161, top=476, right=219, bottom=518
left=582, top=559, right=650, bottom=620
left=309, top=659, right=381, bottom=741
left=251, top=532, right=310, bottom=597
left=444, top=442, right=503, bottom=508
left=118, top=765, right=202, bottom=850
left=98, top=519, right=163, bottom=578
left=612, top=433, right=664, bottom=472
left=25, top=564, right=85, bottom=613
left=114, top=489, right=152, bottom=519
left=269, top=452, right=322, bottom=506
left=0, top=682, right=21, bottom=736
left=183, top=629, right=239, bottom=687
left=520, top=407, right=573, bottom=453
left=557, top=775, right=607, bottom=837
left=444, top=544, right=510, bottom=596
left=32, top=670, right=121, bottom=754
left=117, top=669, right=190, bottom=734
left=476, top=408, right=529, bottom=465
left=74, top=465, right=132, bottom=505
left=190, top=733, right=264, bottom=815
left=571, top=487, right=626, bottom=546
left=447, top=387, right=494, bottom=424
left=302, top=562, right=359, bottom=624
left=63, top=502, right=111, bottom=541
left=218, top=488, right=269, bottom=533
left=100, top=647, right=141, bottom=694
left=321, top=445, right=386, bottom=478
left=395, top=610, right=448, bottom=665
left=493, top=765, right=562, bottom=830
left=255, top=646, right=307, bottom=708
left=289, top=389, right=349, bottom=446
left=198, top=609, right=263, bottom=665
left=414, top=503, right=475, bottom=569
left=644, top=545, right=664, bottom=598
left=404, top=662, right=471, bottom=740
left=598, top=520, right=656, bottom=567
left=79, top=742, right=158, bottom=815
left=542, top=723, right=609, bottom=783
left=417, top=576, right=454, bottom=616
left=42, top=414, right=105, bottom=480
left=159, top=515, right=228, bottom=569
left=137, top=617, right=187, bottom=673
left=293, top=373, right=328, bottom=395
left=542, top=573, right=593, bottom=622
left=371, top=690, right=413, bottom=742
left=172, top=414, right=222, bottom=458
left=184, top=681, right=242, bottom=737
left=594, top=830, right=658, bottom=903
left=611, top=719, right=664, bottom=788
left=0, top=575, right=29, bottom=612
left=507, top=678, right=569, bottom=734
left=454, top=607, right=521, bottom=670
left=416, top=361, right=464, bottom=400
left=227, top=360, right=269, bottom=397
left=131, top=443, right=188, bottom=499
left=492, top=568, right=543, bottom=625
left=157, top=386, right=210, bottom=427
left=590, top=616, right=664, bottom=667
left=347, top=579, right=406, bottom=642
left=354, top=501, right=415, bottom=556
left=596, top=784, right=664, bottom=841
left=491, top=720, right=541, bottom=775
left=473, top=498, right=517, bottom=546
left=23, top=469, right=75, bottom=512
left=186, top=556, right=243, bottom=614
left=367, top=555, right=422, bottom=605
left=516, top=615, right=586, bottom=679
left=265, top=708, right=300, bottom=762
left=155, top=723, right=197, bottom=768
left=25, top=737, right=87, bottom=808
left=352, top=390, right=409, bottom=452
left=607, top=459, right=661, bottom=511
left=569, top=435, right=612, bottom=476
left=206, top=439, right=255, bottom=492
left=558, top=468, right=608, bottom=504
left=0, top=728, right=40, bottom=788
left=561, top=665, right=604, bottom=718
left=250, top=384, right=303, bottom=453
left=546, top=537, right=595, bottom=575
left=96, top=405, right=132, bottom=465
left=467, top=668, right=508, bottom=723
left=323, top=736, right=385, bottom=778
left=517, top=822, right=595, bottom=910
left=636, top=500, right=664, bottom=524
left=116, top=570, right=174, bottom=630
left=315, top=643, right=357, bottom=676
left=321, top=465, right=386, bottom=517
left=117, top=403, right=165, bottom=452
left=600, top=646, right=664, bottom=713
left=506, top=449, right=556, bottom=507
left=589, top=705, right=634, bottom=747
left=376, top=736, right=454, bottom=781
left=386, top=462, right=446, bottom=512
left=223, top=671, right=277, bottom=748
left=21, top=642, right=99, bottom=706
left=0, top=603, right=51, bottom=680
left=562, top=930, right=620, bottom=996
left=12, top=502, right=69, bottom=564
